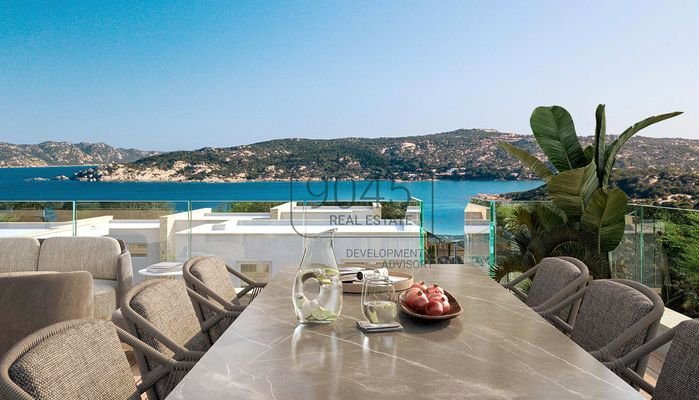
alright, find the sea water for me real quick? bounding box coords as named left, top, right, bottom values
left=0, top=167, right=543, bottom=236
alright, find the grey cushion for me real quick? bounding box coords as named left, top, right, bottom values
left=526, top=257, right=581, bottom=307
left=653, top=320, right=699, bottom=400
left=129, top=280, right=210, bottom=359
left=93, top=279, right=118, bottom=320
left=571, top=280, right=654, bottom=358
left=8, top=320, right=139, bottom=400
left=0, top=271, right=93, bottom=355
left=38, top=237, right=121, bottom=280
left=0, top=237, right=40, bottom=273
left=189, top=257, right=237, bottom=342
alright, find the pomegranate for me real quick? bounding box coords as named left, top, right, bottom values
left=425, top=298, right=444, bottom=316
left=431, top=294, right=451, bottom=314
left=425, top=284, right=445, bottom=296
left=427, top=292, right=446, bottom=301
left=412, top=293, right=429, bottom=312
left=405, top=288, right=423, bottom=308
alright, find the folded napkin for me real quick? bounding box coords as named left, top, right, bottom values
left=340, top=267, right=365, bottom=283
left=339, top=267, right=390, bottom=283
left=356, top=268, right=388, bottom=281
left=147, top=262, right=182, bottom=273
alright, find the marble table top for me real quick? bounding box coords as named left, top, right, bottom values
left=167, top=264, right=643, bottom=400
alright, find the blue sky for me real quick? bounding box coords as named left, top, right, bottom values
left=1, top=1, right=697, bottom=151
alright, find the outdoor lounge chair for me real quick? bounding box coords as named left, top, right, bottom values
left=120, top=279, right=240, bottom=399
left=0, top=271, right=93, bottom=356
left=502, top=256, right=589, bottom=325
left=603, top=319, right=699, bottom=400
left=183, top=256, right=265, bottom=342
left=37, top=237, right=133, bottom=320
left=539, top=279, right=664, bottom=380
left=0, top=319, right=194, bottom=400
left=0, top=236, right=133, bottom=320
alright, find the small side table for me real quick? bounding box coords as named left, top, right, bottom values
left=138, top=262, right=184, bottom=280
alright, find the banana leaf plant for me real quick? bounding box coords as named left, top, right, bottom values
left=499, top=105, right=681, bottom=275
left=494, top=203, right=609, bottom=280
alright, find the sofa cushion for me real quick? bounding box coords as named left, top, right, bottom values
left=38, top=237, right=121, bottom=280
left=0, top=271, right=93, bottom=356
left=0, top=237, right=40, bottom=273
left=93, top=279, right=118, bottom=320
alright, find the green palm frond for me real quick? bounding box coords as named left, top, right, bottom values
left=530, top=106, right=588, bottom=171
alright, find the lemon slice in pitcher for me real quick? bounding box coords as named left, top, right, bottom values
left=311, top=306, right=334, bottom=321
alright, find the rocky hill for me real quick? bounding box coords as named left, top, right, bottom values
left=0, top=141, right=157, bottom=167
left=74, top=129, right=699, bottom=184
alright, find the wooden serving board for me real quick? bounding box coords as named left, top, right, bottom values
left=398, top=290, right=463, bottom=320
left=342, top=271, right=414, bottom=294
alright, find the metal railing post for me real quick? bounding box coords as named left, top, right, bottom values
left=489, top=201, right=496, bottom=278
left=72, top=201, right=77, bottom=236
left=187, top=200, right=192, bottom=259
left=419, top=198, right=425, bottom=265
left=639, top=206, right=645, bottom=285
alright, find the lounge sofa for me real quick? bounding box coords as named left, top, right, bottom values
left=0, top=236, right=133, bottom=320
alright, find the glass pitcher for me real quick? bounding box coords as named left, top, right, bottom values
left=292, top=229, right=343, bottom=323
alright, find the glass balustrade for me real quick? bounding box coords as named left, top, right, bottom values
left=464, top=197, right=699, bottom=317
left=0, top=198, right=424, bottom=285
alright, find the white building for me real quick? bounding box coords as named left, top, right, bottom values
left=1, top=202, right=422, bottom=283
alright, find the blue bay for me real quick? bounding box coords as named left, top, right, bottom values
left=0, top=166, right=543, bottom=235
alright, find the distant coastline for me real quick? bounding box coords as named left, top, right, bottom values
left=1, top=164, right=92, bottom=168
left=0, top=168, right=545, bottom=235
left=3, top=129, right=698, bottom=208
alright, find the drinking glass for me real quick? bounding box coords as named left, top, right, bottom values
left=361, top=274, right=397, bottom=324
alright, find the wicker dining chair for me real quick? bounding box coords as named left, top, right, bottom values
left=0, top=319, right=194, bottom=400
left=183, top=256, right=264, bottom=342
left=120, top=279, right=241, bottom=399
left=502, top=257, right=589, bottom=325
left=539, top=279, right=664, bottom=380
left=603, top=319, right=699, bottom=400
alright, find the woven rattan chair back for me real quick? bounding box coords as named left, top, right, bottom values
left=0, top=319, right=193, bottom=400
left=502, top=256, right=589, bottom=324
left=572, top=279, right=663, bottom=378
left=121, top=279, right=211, bottom=399
left=652, top=320, right=699, bottom=400
left=1, top=320, right=140, bottom=400
left=183, top=256, right=262, bottom=342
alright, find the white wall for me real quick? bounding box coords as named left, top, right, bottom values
left=178, top=230, right=421, bottom=284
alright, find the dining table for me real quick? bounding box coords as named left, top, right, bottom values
left=166, top=264, right=643, bottom=400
